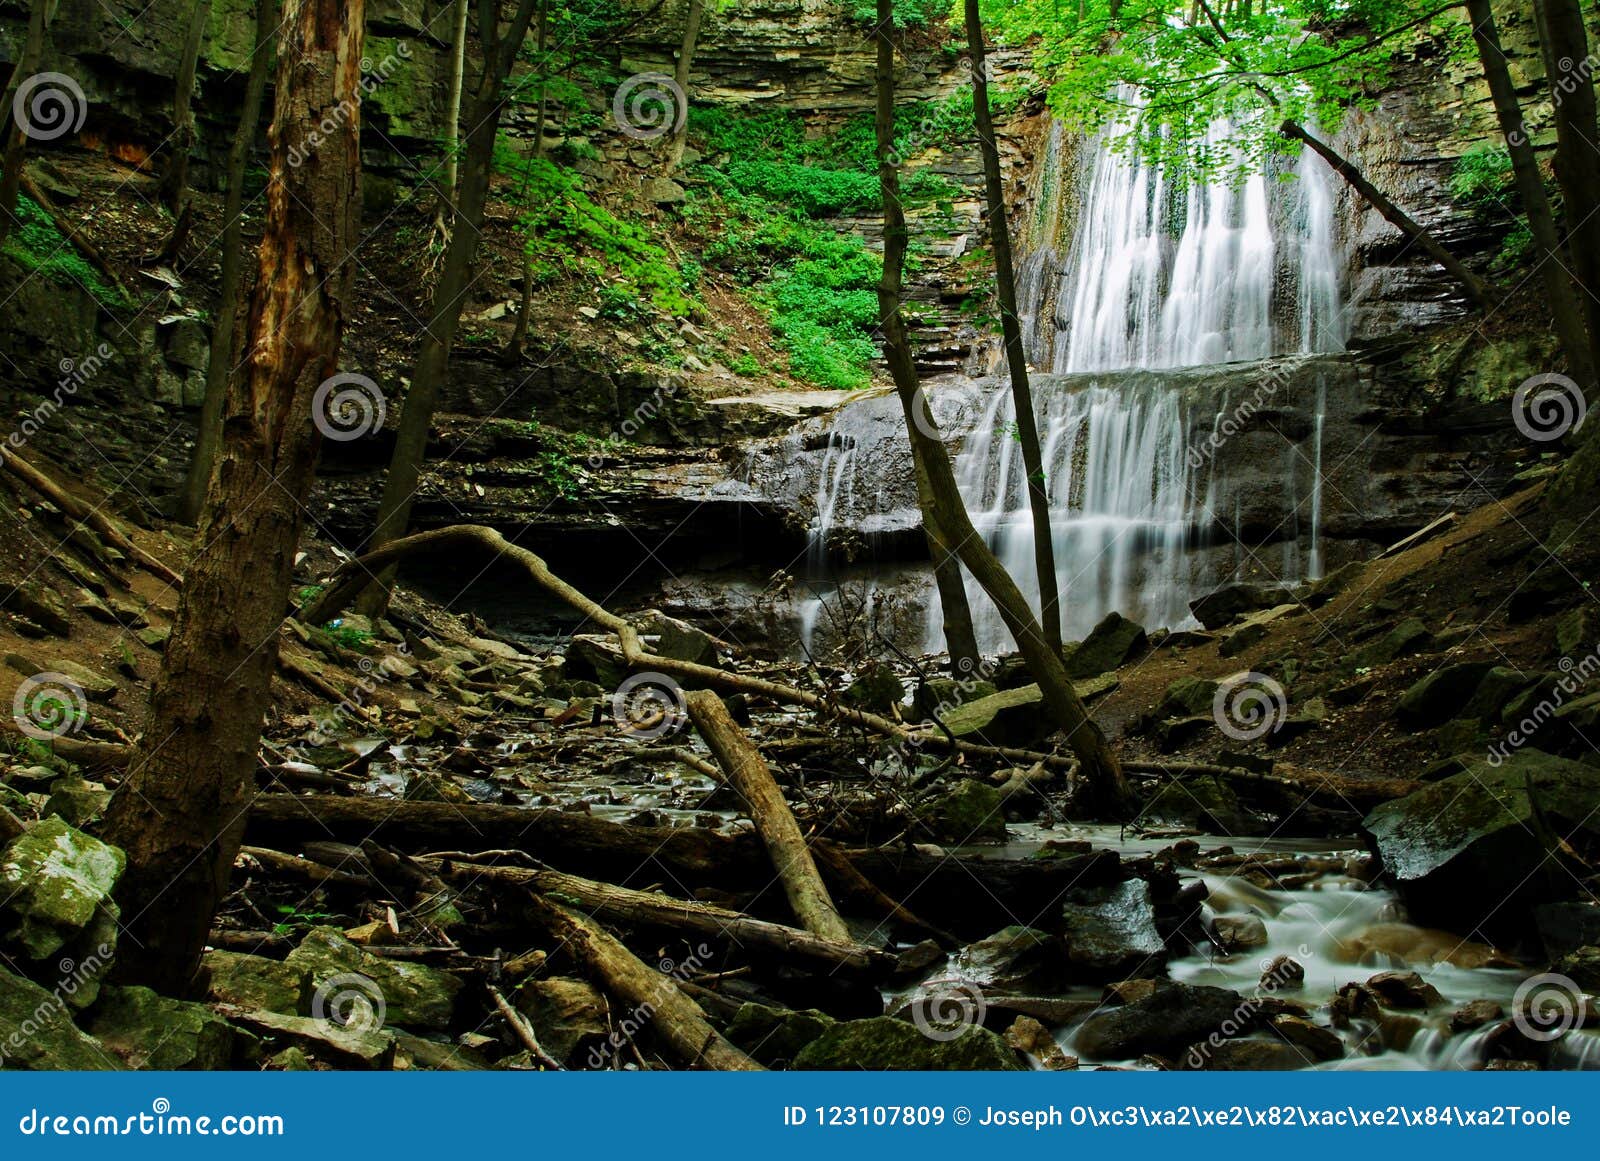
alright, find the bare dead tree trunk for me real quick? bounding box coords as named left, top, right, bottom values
left=355, top=0, right=542, bottom=618
left=1466, top=0, right=1595, bottom=388
left=0, top=0, right=52, bottom=247
left=158, top=0, right=214, bottom=215
left=661, top=0, right=703, bottom=177
left=1533, top=0, right=1600, bottom=380
left=965, top=0, right=1061, bottom=653
left=179, top=0, right=277, bottom=524
left=102, top=0, right=365, bottom=992
left=874, top=0, right=1130, bottom=816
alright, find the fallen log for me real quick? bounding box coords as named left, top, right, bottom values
left=432, top=860, right=888, bottom=975
left=685, top=689, right=851, bottom=943
left=524, top=893, right=761, bottom=1071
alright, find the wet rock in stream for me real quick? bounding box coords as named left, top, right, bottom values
left=1075, top=979, right=1258, bottom=1060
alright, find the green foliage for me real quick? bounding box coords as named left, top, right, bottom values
left=768, top=230, right=883, bottom=389
left=323, top=622, right=373, bottom=650
left=847, top=0, right=946, bottom=26
left=1449, top=146, right=1513, bottom=208
left=498, top=148, right=698, bottom=316
left=2, top=197, right=124, bottom=308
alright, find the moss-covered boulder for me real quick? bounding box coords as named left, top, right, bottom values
left=514, top=977, right=609, bottom=1067
left=956, top=926, right=1068, bottom=992
left=1144, top=774, right=1258, bottom=835
left=1154, top=676, right=1219, bottom=720
left=0, top=965, right=119, bottom=1070
left=1397, top=662, right=1495, bottom=728
left=89, top=985, right=237, bottom=1069
left=286, top=927, right=461, bottom=1031
left=912, top=677, right=998, bottom=723
left=1060, top=880, right=1165, bottom=980
left=1065, top=612, right=1147, bottom=678
left=923, top=779, right=1005, bottom=843
left=726, top=1002, right=834, bottom=1066
left=792, top=1016, right=1021, bottom=1070
left=1362, top=749, right=1600, bottom=935
left=204, top=950, right=308, bottom=1014
left=0, top=817, right=124, bottom=960
left=841, top=663, right=905, bottom=715
left=1076, top=980, right=1256, bottom=1060
left=940, top=673, right=1117, bottom=748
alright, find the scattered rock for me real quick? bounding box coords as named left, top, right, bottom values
left=1059, top=880, right=1165, bottom=980
left=726, top=1002, right=834, bottom=1066
left=1269, top=1014, right=1343, bottom=1060
left=0, top=817, right=124, bottom=960
left=1065, top=612, right=1147, bottom=678
left=1396, top=662, right=1495, bottom=728
left=1211, top=914, right=1269, bottom=951
left=227, top=1008, right=395, bottom=1069
left=1153, top=677, right=1219, bottom=720
left=204, top=950, right=307, bottom=1014
left=841, top=662, right=905, bottom=715
left=912, top=677, right=998, bottom=723
left=1355, top=618, right=1432, bottom=667
left=0, top=964, right=118, bottom=1069
left=792, top=1016, right=1022, bottom=1070
left=1261, top=955, right=1305, bottom=989
left=42, top=777, right=111, bottom=826
left=957, top=926, right=1067, bottom=992
left=640, top=611, right=719, bottom=669
left=1450, top=999, right=1504, bottom=1032
left=923, top=778, right=1006, bottom=844
left=1364, top=970, right=1444, bottom=1009
left=286, top=927, right=461, bottom=1031
left=1189, top=583, right=1280, bottom=629
left=1004, top=1015, right=1075, bottom=1069
left=89, top=985, right=236, bottom=1069
left=939, top=675, right=1117, bottom=748
left=1191, top=1037, right=1314, bottom=1070
left=1076, top=980, right=1255, bottom=1059
left=1145, top=775, right=1258, bottom=835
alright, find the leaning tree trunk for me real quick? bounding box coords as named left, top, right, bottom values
left=356, top=0, right=541, bottom=618
left=1533, top=0, right=1600, bottom=380
left=1466, top=0, right=1595, bottom=389
left=0, top=0, right=52, bottom=247
left=1280, top=120, right=1493, bottom=309
left=179, top=0, right=277, bottom=524
left=916, top=452, right=982, bottom=673
left=874, top=0, right=1130, bottom=816
left=661, top=0, right=703, bottom=177
left=158, top=0, right=213, bottom=214
left=103, top=0, right=365, bottom=992
left=966, top=0, right=1061, bottom=653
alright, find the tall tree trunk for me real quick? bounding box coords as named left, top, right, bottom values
left=179, top=0, right=277, bottom=524
left=436, top=0, right=470, bottom=230
left=356, top=0, right=541, bottom=617
left=103, top=0, right=365, bottom=991
left=916, top=451, right=981, bottom=672
left=0, top=0, right=52, bottom=247
left=504, top=0, right=548, bottom=364
left=159, top=0, right=214, bottom=214
left=1280, top=120, right=1493, bottom=308
left=1466, top=0, right=1595, bottom=389
left=965, top=0, right=1061, bottom=653
left=661, top=0, right=703, bottom=177
left=873, top=0, right=1130, bottom=816
left=1533, top=0, right=1600, bottom=381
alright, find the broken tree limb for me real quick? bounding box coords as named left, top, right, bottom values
left=810, top=839, right=957, bottom=948
left=487, top=984, right=564, bottom=1069
left=684, top=689, right=852, bottom=944
left=20, top=170, right=134, bottom=303
left=523, top=892, right=762, bottom=1071
left=432, top=860, right=889, bottom=974
left=0, top=451, right=182, bottom=584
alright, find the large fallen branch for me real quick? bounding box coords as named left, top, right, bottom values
left=684, top=689, right=852, bottom=943
left=432, top=860, right=889, bottom=974
left=524, top=893, right=762, bottom=1071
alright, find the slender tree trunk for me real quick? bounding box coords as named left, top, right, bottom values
left=874, top=0, right=1130, bottom=815
left=436, top=0, right=469, bottom=226
left=965, top=0, right=1061, bottom=653
left=159, top=0, right=214, bottom=214
left=356, top=0, right=542, bottom=617
left=1533, top=0, right=1600, bottom=381
left=916, top=451, right=982, bottom=672
left=179, top=0, right=277, bottom=524
left=661, top=0, right=703, bottom=176
left=0, top=0, right=52, bottom=247
left=103, top=0, right=365, bottom=992
left=1466, top=0, right=1595, bottom=389
left=1280, top=120, right=1493, bottom=308
left=504, top=0, right=548, bottom=364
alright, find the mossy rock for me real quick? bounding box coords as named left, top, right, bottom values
left=287, top=927, right=461, bottom=1031
left=727, top=1002, right=835, bottom=1066
left=0, top=817, right=124, bottom=959
left=1064, top=612, right=1147, bottom=678
left=0, top=964, right=119, bottom=1070
left=792, top=1016, right=1021, bottom=1070
left=1397, top=662, right=1496, bottom=728
left=204, top=950, right=309, bottom=1014
left=940, top=673, right=1118, bottom=748
left=841, top=663, right=905, bottom=715
left=1154, top=676, right=1219, bottom=719
left=923, top=779, right=1006, bottom=844
left=89, top=985, right=237, bottom=1069
left=1145, top=775, right=1258, bottom=835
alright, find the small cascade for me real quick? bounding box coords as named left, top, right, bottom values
left=797, top=428, right=859, bottom=653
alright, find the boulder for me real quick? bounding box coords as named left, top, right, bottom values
left=791, top=1016, right=1022, bottom=1070
left=229, top=1008, right=395, bottom=1069
left=640, top=612, right=719, bottom=669
left=841, top=663, right=905, bottom=715
left=1064, top=612, right=1147, bottom=678
left=911, top=677, right=998, bottom=723
left=1449, top=999, right=1504, bottom=1032
left=1462, top=666, right=1535, bottom=723
left=0, top=965, right=118, bottom=1070
left=939, top=674, right=1117, bottom=748
left=1268, top=1015, right=1344, bottom=1060
left=89, top=985, right=236, bottom=1069
left=1557, top=607, right=1597, bottom=657
left=1144, top=775, right=1259, bottom=835
left=1190, top=1037, right=1314, bottom=1070
left=1361, top=750, right=1600, bottom=934
left=957, top=926, right=1068, bottom=992
left=1364, top=970, right=1443, bottom=1009
left=1075, top=980, right=1256, bottom=1059
left=1211, top=913, right=1269, bottom=951
left=286, top=927, right=461, bottom=1031
left=1354, top=618, right=1432, bottom=667
left=43, top=777, right=112, bottom=826
left=515, top=977, right=610, bottom=1067
left=1396, top=662, right=1495, bottom=728
left=204, top=950, right=307, bottom=1014
left=1153, top=677, right=1219, bottom=720
left=0, top=818, right=124, bottom=960
left=726, top=1002, right=834, bottom=1066
left=1059, top=880, right=1166, bottom=980
left=561, top=636, right=628, bottom=688
left=1189, top=583, right=1280, bottom=629
left=1004, top=1015, right=1076, bottom=1070
left=1297, top=561, right=1362, bottom=608
left=1219, top=621, right=1268, bottom=658
left=923, top=779, right=1006, bottom=843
